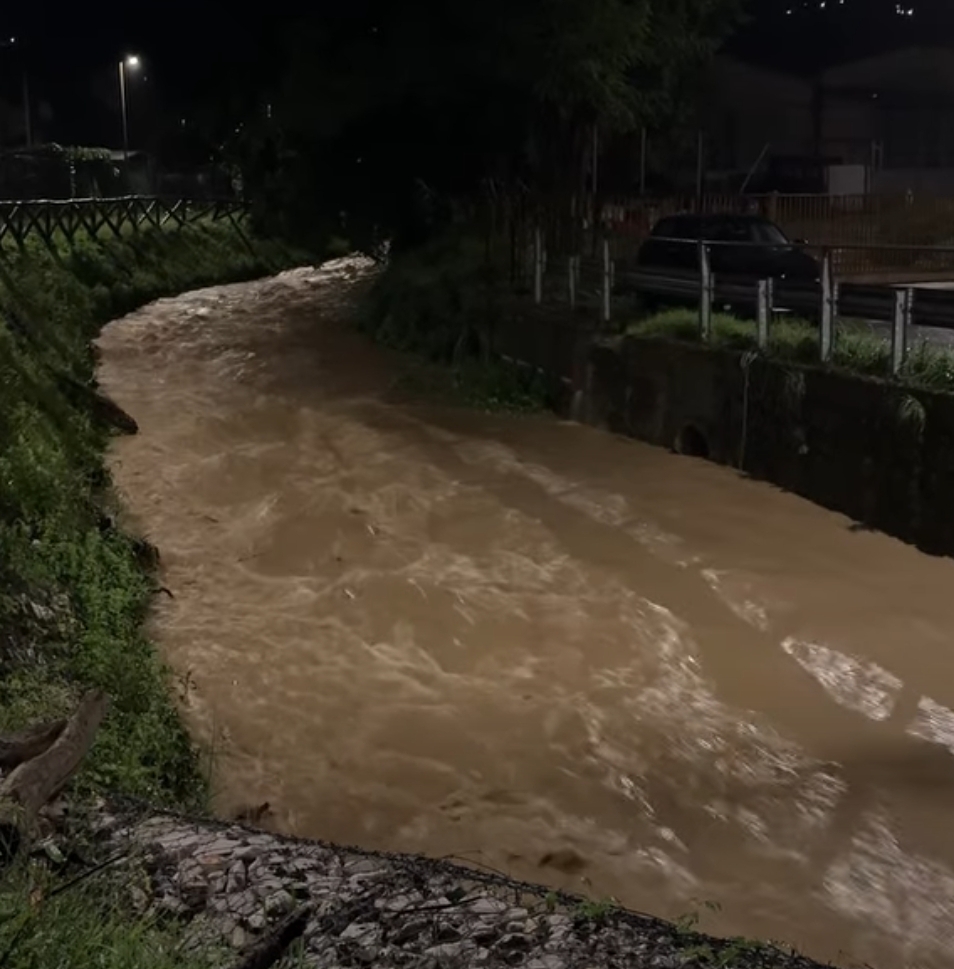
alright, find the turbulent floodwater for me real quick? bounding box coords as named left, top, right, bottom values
left=98, top=260, right=954, bottom=968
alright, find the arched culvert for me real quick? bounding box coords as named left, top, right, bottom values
left=674, top=423, right=710, bottom=459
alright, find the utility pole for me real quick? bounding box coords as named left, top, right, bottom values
left=118, top=55, right=141, bottom=163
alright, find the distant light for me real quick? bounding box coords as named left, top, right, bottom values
left=125, top=55, right=141, bottom=68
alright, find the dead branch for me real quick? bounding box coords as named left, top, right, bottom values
left=0, top=720, right=65, bottom=769
left=0, top=690, right=108, bottom=865
left=226, top=904, right=313, bottom=969
left=55, top=372, right=139, bottom=435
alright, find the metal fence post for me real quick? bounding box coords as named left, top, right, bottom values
left=892, top=287, right=914, bottom=376
left=568, top=255, right=577, bottom=308
left=533, top=226, right=543, bottom=304
left=820, top=248, right=835, bottom=362
left=699, top=242, right=713, bottom=341
left=756, top=279, right=771, bottom=349
left=602, top=237, right=612, bottom=324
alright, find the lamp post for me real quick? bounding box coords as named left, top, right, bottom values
left=118, top=54, right=140, bottom=163
left=1, top=36, right=31, bottom=147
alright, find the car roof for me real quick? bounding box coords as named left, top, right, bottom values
left=664, top=213, right=768, bottom=224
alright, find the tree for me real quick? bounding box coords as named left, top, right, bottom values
left=268, top=0, right=742, bottom=249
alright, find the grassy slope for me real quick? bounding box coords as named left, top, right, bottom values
left=0, top=221, right=312, bottom=967
left=627, top=308, right=954, bottom=392
left=0, top=222, right=308, bottom=808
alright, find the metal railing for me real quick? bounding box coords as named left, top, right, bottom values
left=514, top=229, right=954, bottom=378
left=503, top=191, right=954, bottom=278
left=0, top=195, right=247, bottom=251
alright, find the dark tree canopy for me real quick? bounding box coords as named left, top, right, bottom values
left=245, top=0, right=741, bottom=248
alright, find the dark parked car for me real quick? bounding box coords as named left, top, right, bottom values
left=636, top=213, right=819, bottom=282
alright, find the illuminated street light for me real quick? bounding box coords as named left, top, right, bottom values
left=118, top=54, right=142, bottom=163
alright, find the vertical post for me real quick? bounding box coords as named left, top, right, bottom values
left=699, top=242, right=713, bottom=340
left=119, top=60, right=130, bottom=163
left=533, top=226, right=543, bottom=304
left=568, top=255, right=577, bottom=309
left=602, top=237, right=612, bottom=325
left=639, top=127, right=647, bottom=196
left=756, top=279, right=771, bottom=349
left=891, top=287, right=913, bottom=376
left=696, top=129, right=705, bottom=202
left=820, top=249, right=834, bottom=362
left=592, top=124, right=599, bottom=197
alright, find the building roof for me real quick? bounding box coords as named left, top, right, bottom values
left=822, top=46, right=954, bottom=96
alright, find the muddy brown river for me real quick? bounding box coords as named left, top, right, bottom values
left=98, top=259, right=954, bottom=968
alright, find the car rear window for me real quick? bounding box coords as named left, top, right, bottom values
left=652, top=216, right=701, bottom=240
left=708, top=219, right=755, bottom=243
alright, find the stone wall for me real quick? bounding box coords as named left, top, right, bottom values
left=80, top=803, right=827, bottom=969
left=575, top=334, right=954, bottom=556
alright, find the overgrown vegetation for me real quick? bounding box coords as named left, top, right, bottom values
left=628, top=307, right=954, bottom=393
left=0, top=220, right=308, bottom=809
left=362, top=229, right=551, bottom=412
left=0, top=856, right=221, bottom=969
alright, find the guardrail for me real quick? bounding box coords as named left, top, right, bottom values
left=518, top=231, right=954, bottom=377
left=0, top=195, right=246, bottom=251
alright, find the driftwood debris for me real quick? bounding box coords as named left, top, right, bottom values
left=0, top=690, right=108, bottom=864
left=0, top=719, right=66, bottom=769
left=227, top=903, right=313, bottom=969
left=55, top=372, right=139, bottom=435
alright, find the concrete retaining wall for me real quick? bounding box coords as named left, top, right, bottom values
left=486, top=301, right=954, bottom=554
left=575, top=334, right=954, bottom=555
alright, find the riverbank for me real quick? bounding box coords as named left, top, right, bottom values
left=0, top=221, right=307, bottom=807
left=0, top=221, right=312, bottom=967
left=5, top=793, right=831, bottom=969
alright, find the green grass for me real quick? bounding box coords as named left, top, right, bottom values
left=0, top=846, right=319, bottom=968
left=0, top=219, right=311, bottom=808
left=0, top=861, right=223, bottom=969
left=627, top=307, right=954, bottom=393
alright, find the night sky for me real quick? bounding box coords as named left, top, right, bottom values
left=0, top=3, right=287, bottom=149
left=1, top=1, right=954, bottom=152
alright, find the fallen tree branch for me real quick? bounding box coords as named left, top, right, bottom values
left=0, top=690, right=108, bottom=865
left=226, top=903, right=313, bottom=969
left=0, top=720, right=65, bottom=769
left=54, top=372, right=139, bottom=435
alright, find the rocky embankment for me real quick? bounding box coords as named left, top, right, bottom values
left=77, top=802, right=832, bottom=969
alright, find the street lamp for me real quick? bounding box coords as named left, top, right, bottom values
left=118, top=54, right=141, bottom=163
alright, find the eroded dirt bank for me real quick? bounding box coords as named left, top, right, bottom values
left=98, top=259, right=954, bottom=968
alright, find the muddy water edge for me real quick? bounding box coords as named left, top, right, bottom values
left=96, top=260, right=954, bottom=969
